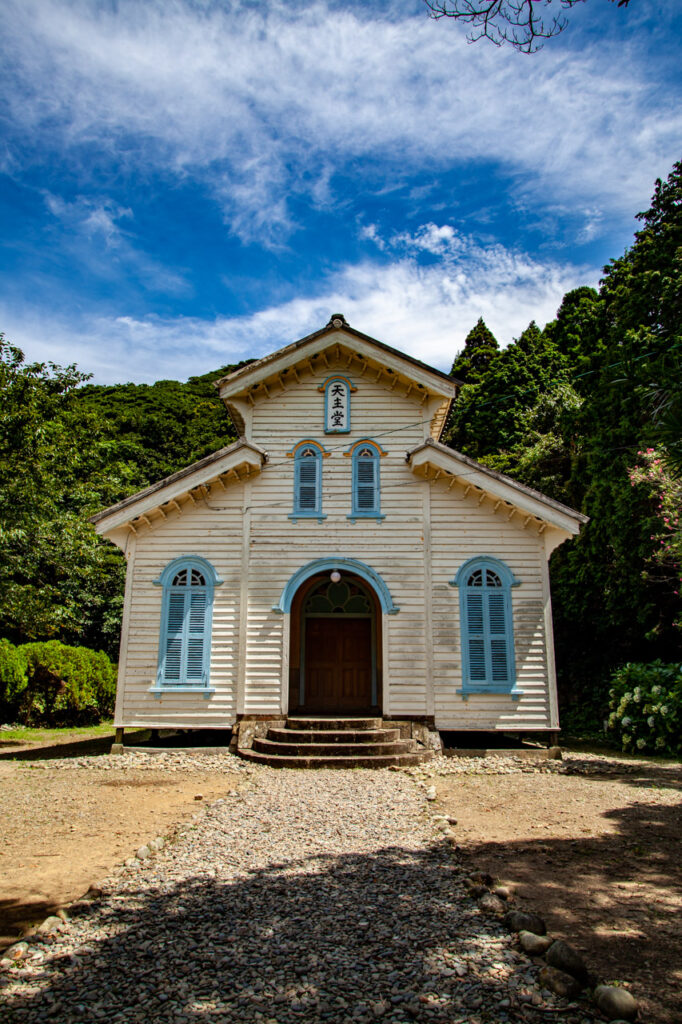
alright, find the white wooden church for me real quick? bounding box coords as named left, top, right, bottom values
left=92, top=315, right=586, bottom=764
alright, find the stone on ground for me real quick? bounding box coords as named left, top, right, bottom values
left=3, top=761, right=592, bottom=1024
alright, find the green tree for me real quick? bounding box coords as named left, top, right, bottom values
left=75, top=364, right=239, bottom=485
left=550, top=163, right=682, bottom=700
left=446, top=319, right=573, bottom=477
left=451, top=317, right=500, bottom=384
left=0, top=338, right=134, bottom=656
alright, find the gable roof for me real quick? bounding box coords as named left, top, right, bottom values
left=90, top=438, right=267, bottom=537
left=407, top=438, right=588, bottom=539
left=215, top=314, right=460, bottom=440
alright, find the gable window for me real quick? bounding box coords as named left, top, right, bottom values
left=450, top=557, right=522, bottom=699
left=152, top=556, right=222, bottom=695
left=289, top=441, right=327, bottom=522
left=348, top=441, right=385, bottom=522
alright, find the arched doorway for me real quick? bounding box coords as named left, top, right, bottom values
left=288, top=573, right=382, bottom=714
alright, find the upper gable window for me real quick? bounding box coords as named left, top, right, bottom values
left=320, top=376, right=356, bottom=434
left=347, top=440, right=385, bottom=522
left=288, top=441, right=327, bottom=522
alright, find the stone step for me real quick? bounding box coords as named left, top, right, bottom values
left=252, top=737, right=417, bottom=757
left=268, top=727, right=402, bottom=745
left=238, top=749, right=434, bottom=769
left=285, top=717, right=383, bottom=731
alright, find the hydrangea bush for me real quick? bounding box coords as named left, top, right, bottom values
left=607, top=661, right=682, bottom=757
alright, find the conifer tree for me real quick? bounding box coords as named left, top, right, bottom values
left=450, top=317, right=499, bottom=383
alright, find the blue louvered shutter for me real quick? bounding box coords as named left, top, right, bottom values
left=159, top=564, right=213, bottom=687
left=466, top=593, right=486, bottom=682
left=185, top=591, right=207, bottom=682
left=294, top=448, right=320, bottom=515
left=357, top=456, right=377, bottom=511
left=487, top=592, right=509, bottom=683
left=298, top=457, right=318, bottom=512
left=164, top=591, right=185, bottom=682
left=462, top=563, right=515, bottom=691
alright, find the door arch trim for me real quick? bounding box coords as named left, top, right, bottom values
left=273, top=557, right=400, bottom=615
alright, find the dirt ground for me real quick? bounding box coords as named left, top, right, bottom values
left=433, top=753, right=682, bottom=1024
left=0, top=741, right=243, bottom=949
left=1, top=739, right=680, bottom=1023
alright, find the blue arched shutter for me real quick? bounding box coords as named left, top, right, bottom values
left=292, top=445, right=323, bottom=518
left=459, top=562, right=516, bottom=693
left=159, top=567, right=210, bottom=686
left=351, top=444, right=381, bottom=518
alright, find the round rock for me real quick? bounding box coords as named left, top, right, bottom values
left=519, top=930, right=553, bottom=955
left=593, top=984, right=638, bottom=1021
left=545, top=939, right=588, bottom=982
left=478, top=893, right=505, bottom=914
left=504, top=910, right=547, bottom=936
left=538, top=965, right=583, bottom=999
left=37, top=915, right=64, bottom=934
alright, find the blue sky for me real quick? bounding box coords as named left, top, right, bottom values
left=1, top=0, right=681, bottom=384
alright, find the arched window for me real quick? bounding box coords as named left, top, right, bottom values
left=290, top=442, right=326, bottom=522
left=349, top=442, right=384, bottom=521
left=450, top=557, right=521, bottom=697
left=153, top=557, right=222, bottom=692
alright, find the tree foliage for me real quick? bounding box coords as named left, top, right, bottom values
left=450, top=317, right=499, bottom=384
left=0, top=638, right=116, bottom=725
left=0, top=341, right=238, bottom=658
left=447, top=161, right=682, bottom=714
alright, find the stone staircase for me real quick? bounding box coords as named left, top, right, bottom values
left=238, top=716, right=435, bottom=768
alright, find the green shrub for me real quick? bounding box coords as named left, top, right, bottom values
left=0, top=638, right=28, bottom=719
left=606, top=661, right=682, bottom=757
left=17, top=641, right=117, bottom=726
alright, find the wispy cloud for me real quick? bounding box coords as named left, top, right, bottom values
left=1, top=238, right=594, bottom=383
left=389, top=223, right=464, bottom=257
left=42, top=192, right=188, bottom=294
left=2, top=0, right=680, bottom=247
left=45, top=194, right=133, bottom=245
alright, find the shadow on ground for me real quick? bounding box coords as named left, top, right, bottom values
left=448, top=767, right=682, bottom=1024
left=1, top=840, right=589, bottom=1024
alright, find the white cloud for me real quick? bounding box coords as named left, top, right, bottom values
left=45, top=194, right=133, bottom=246
left=2, top=0, right=680, bottom=246
left=42, top=192, right=188, bottom=293
left=388, top=223, right=464, bottom=256
left=1, top=240, right=595, bottom=383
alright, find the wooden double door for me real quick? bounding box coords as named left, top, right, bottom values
left=303, top=616, right=374, bottom=712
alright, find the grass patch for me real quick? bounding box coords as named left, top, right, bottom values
left=0, top=721, right=114, bottom=744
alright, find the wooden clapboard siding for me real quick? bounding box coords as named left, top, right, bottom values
left=118, top=492, right=243, bottom=727
left=240, top=355, right=433, bottom=715
left=110, top=347, right=569, bottom=732
left=429, top=478, right=552, bottom=730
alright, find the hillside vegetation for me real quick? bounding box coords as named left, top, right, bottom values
left=1, top=163, right=680, bottom=730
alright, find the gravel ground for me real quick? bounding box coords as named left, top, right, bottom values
left=1, top=757, right=603, bottom=1024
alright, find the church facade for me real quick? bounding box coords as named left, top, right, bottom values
left=92, top=315, right=586, bottom=744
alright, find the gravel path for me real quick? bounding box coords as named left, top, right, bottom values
left=3, top=762, right=597, bottom=1024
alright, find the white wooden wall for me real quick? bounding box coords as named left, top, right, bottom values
left=429, top=479, right=553, bottom=731
left=115, top=354, right=556, bottom=732
left=115, top=487, right=243, bottom=729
